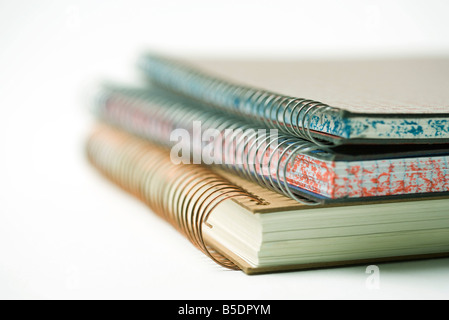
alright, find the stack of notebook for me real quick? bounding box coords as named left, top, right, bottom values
left=86, top=53, right=449, bottom=274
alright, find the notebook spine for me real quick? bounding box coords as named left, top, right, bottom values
left=95, top=86, right=332, bottom=205
left=139, top=54, right=342, bottom=146
left=86, top=125, right=266, bottom=269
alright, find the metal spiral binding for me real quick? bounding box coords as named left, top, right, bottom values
left=95, top=86, right=334, bottom=205
left=140, top=54, right=340, bottom=147
left=86, top=125, right=265, bottom=270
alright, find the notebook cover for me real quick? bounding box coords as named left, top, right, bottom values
left=189, top=58, right=449, bottom=115
left=140, top=54, right=449, bottom=144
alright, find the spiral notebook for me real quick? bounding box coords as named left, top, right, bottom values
left=93, top=85, right=449, bottom=204
left=86, top=124, right=449, bottom=274
left=138, top=53, right=449, bottom=146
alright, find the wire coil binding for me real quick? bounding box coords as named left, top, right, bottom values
left=95, top=86, right=334, bottom=205
left=86, top=125, right=264, bottom=270
left=139, top=54, right=341, bottom=147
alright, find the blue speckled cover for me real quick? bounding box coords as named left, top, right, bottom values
left=139, top=54, right=449, bottom=145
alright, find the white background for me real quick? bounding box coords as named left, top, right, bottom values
left=1, top=0, right=449, bottom=299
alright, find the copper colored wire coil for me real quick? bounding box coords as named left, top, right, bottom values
left=86, top=124, right=262, bottom=270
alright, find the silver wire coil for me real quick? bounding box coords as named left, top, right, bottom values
left=139, top=54, right=340, bottom=147
left=95, top=86, right=333, bottom=205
